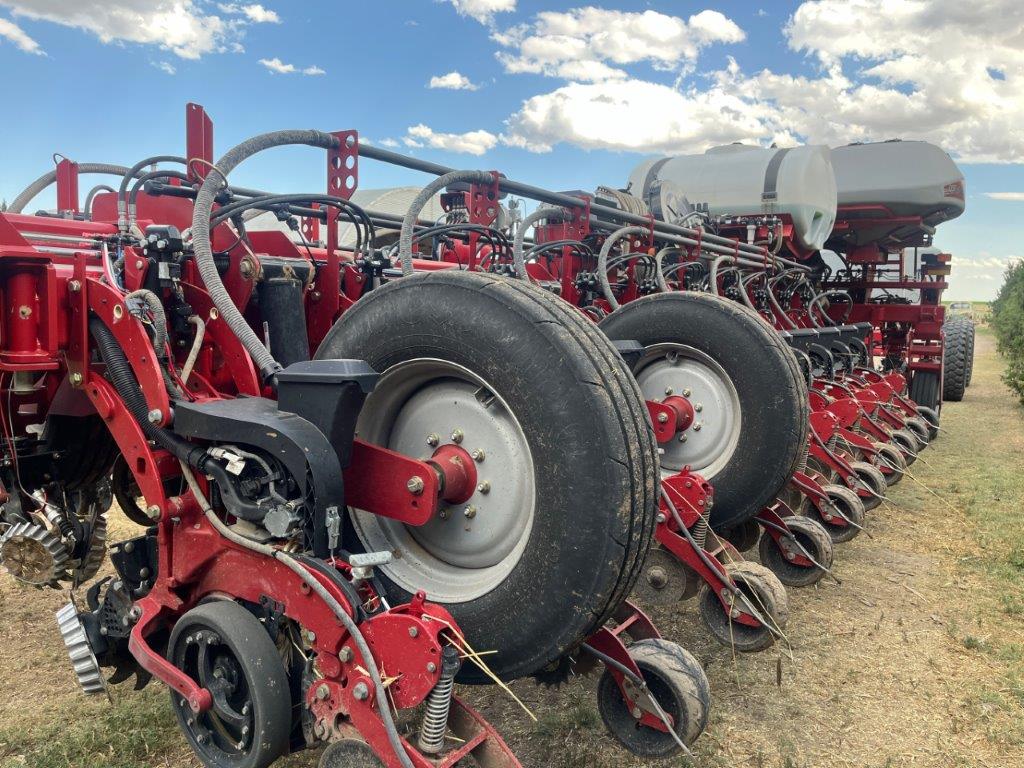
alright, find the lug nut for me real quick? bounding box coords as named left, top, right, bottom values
left=464, top=506, right=477, bottom=519
left=451, top=429, right=464, bottom=444
left=407, top=476, right=424, bottom=495
left=695, top=403, right=703, bottom=412
left=683, top=388, right=692, bottom=397
left=439, top=509, right=449, bottom=520
left=477, top=481, right=491, bottom=494
left=471, top=449, right=485, bottom=462
left=664, top=386, right=674, bottom=396
left=693, top=423, right=702, bottom=432
left=426, top=433, right=440, bottom=447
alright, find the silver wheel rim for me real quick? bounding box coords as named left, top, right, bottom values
left=351, top=359, right=535, bottom=603
left=633, top=343, right=741, bottom=479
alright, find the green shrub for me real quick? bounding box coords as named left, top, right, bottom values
left=992, top=261, right=1024, bottom=402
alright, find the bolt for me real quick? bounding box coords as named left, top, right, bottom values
left=70, top=372, right=83, bottom=387
left=477, top=481, right=491, bottom=494
left=427, top=662, right=437, bottom=673
left=426, top=433, right=440, bottom=447
left=353, top=682, right=370, bottom=701
left=631, top=706, right=642, bottom=719
left=139, top=567, right=150, bottom=578
left=655, top=512, right=666, bottom=524
left=664, top=386, right=674, bottom=396
left=464, top=506, right=477, bottom=519
left=683, top=388, right=692, bottom=397
left=647, top=566, right=668, bottom=589
left=135, top=259, right=144, bottom=270
left=657, top=412, right=669, bottom=424
left=407, top=476, right=425, bottom=495
left=316, top=684, right=330, bottom=701
left=147, top=409, right=163, bottom=424
left=124, top=541, right=134, bottom=553
left=439, top=509, right=449, bottom=520
left=242, top=725, right=250, bottom=736
left=694, top=403, right=703, bottom=413
left=471, top=449, right=485, bottom=462
left=339, top=646, right=353, bottom=662
left=242, top=703, right=251, bottom=715
left=409, top=626, right=419, bottom=638
left=693, top=423, right=702, bottom=432
left=785, top=550, right=796, bottom=561
left=68, top=279, right=81, bottom=293
left=451, top=429, right=464, bottom=444
left=100, top=626, right=108, bottom=636
left=147, top=504, right=160, bottom=518
left=213, top=669, right=224, bottom=679
left=197, top=734, right=208, bottom=745
left=678, top=434, right=687, bottom=443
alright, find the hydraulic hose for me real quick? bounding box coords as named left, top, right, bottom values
left=178, top=462, right=417, bottom=768
left=398, top=170, right=491, bottom=276
left=84, top=184, right=116, bottom=218
left=597, top=225, right=649, bottom=311
left=191, top=130, right=341, bottom=383
left=513, top=206, right=568, bottom=282
left=125, top=289, right=169, bottom=352
left=89, top=318, right=203, bottom=467
left=10, top=163, right=135, bottom=214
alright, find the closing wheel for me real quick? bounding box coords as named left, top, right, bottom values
left=596, top=638, right=710, bottom=758
left=319, top=739, right=384, bottom=768
left=890, top=428, right=920, bottom=465
left=873, top=442, right=907, bottom=486
left=903, top=416, right=931, bottom=448
left=815, top=485, right=865, bottom=543
left=849, top=461, right=886, bottom=511
left=168, top=602, right=290, bottom=768
left=719, top=518, right=761, bottom=553
left=916, top=405, right=940, bottom=441
left=317, top=271, right=658, bottom=683
left=599, top=292, right=809, bottom=528
left=697, top=561, right=789, bottom=652
left=757, top=516, right=834, bottom=588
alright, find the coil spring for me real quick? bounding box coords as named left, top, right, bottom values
left=797, top=438, right=810, bottom=473
left=691, top=512, right=710, bottom=549
left=417, top=646, right=460, bottom=755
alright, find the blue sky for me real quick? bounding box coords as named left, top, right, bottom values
left=1, top=0, right=1021, bottom=299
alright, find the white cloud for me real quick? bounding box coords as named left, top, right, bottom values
left=0, top=16, right=42, bottom=53
left=404, top=124, right=498, bottom=155
left=985, top=192, right=1024, bottom=201
left=501, top=76, right=781, bottom=154
left=0, top=0, right=258, bottom=59
left=379, top=138, right=400, bottom=148
left=494, top=8, right=744, bottom=81
left=446, top=0, right=515, bottom=25
left=428, top=70, right=479, bottom=90
left=218, top=3, right=280, bottom=24
left=259, top=57, right=324, bottom=75
left=152, top=59, right=175, bottom=74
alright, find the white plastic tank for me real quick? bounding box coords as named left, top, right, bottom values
left=627, top=144, right=838, bottom=251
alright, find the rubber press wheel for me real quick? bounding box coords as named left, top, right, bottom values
left=758, top=515, right=834, bottom=588
left=696, top=561, right=789, bottom=652
left=168, top=602, right=291, bottom=768
left=596, top=638, right=710, bottom=758
left=317, top=271, right=658, bottom=683
left=599, top=292, right=809, bottom=529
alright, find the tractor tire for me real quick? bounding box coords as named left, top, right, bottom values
left=909, top=370, right=941, bottom=412
left=942, top=316, right=973, bottom=402
left=598, top=292, right=809, bottom=529
left=966, top=322, right=976, bottom=387
left=316, top=271, right=658, bottom=683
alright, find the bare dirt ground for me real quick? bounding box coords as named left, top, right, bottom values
left=2, top=330, right=1022, bottom=768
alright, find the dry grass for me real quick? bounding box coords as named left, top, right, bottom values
left=2, top=330, right=1022, bottom=768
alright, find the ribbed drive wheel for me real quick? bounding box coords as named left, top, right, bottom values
left=598, top=293, right=809, bottom=529
left=168, top=602, right=290, bottom=768
left=909, top=370, right=941, bottom=412
left=697, top=561, right=788, bottom=652
left=815, top=485, right=865, bottom=543
left=597, top=638, right=710, bottom=757
left=316, top=271, right=658, bottom=683
left=758, top=516, right=834, bottom=588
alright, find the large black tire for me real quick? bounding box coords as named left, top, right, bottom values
left=316, top=271, right=658, bottom=683
left=598, top=293, right=809, bottom=529
left=908, top=370, right=941, bottom=412
left=942, top=316, right=973, bottom=402
left=966, top=321, right=976, bottom=386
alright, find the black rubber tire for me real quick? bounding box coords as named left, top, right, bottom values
left=598, top=293, right=809, bottom=529
left=758, top=515, right=834, bottom=588
left=697, top=560, right=789, bottom=652
left=316, top=271, right=658, bottom=683
left=319, top=739, right=384, bottom=768
left=908, top=370, right=941, bottom=412
left=966, top=324, right=976, bottom=386
left=850, top=461, right=886, bottom=512
left=916, top=405, right=940, bottom=441
left=873, top=442, right=906, bottom=486
left=815, top=485, right=865, bottom=543
left=903, top=416, right=931, bottom=448
left=890, top=429, right=919, bottom=465
left=720, top=518, right=761, bottom=553
left=596, top=638, right=710, bottom=757
left=168, top=602, right=291, bottom=768
left=942, top=316, right=973, bottom=402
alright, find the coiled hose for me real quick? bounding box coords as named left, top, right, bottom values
left=190, top=130, right=341, bottom=383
